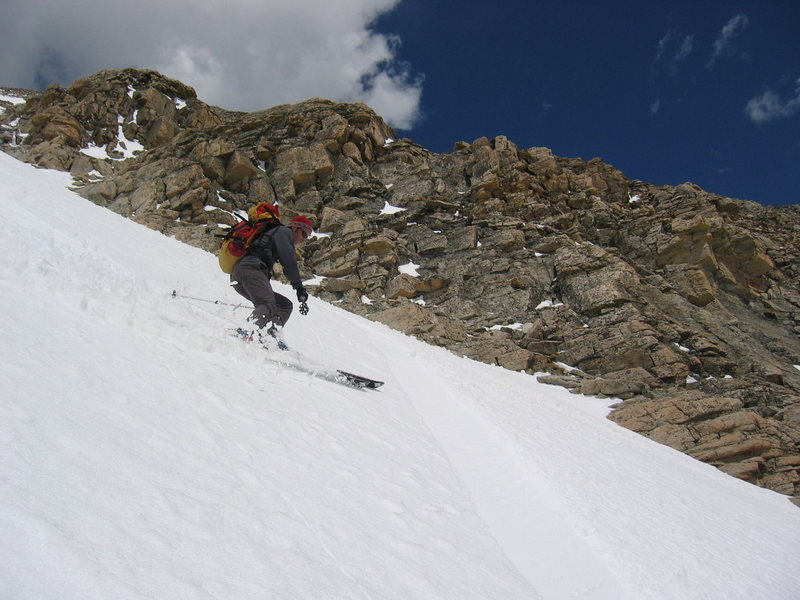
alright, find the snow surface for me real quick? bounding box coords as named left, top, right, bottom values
left=1, top=94, right=26, bottom=107
left=1, top=151, right=799, bottom=599
left=79, top=116, right=144, bottom=161
left=398, top=261, right=420, bottom=277
left=380, top=200, right=406, bottom=215
left=535, top=300, right=565, bottom=310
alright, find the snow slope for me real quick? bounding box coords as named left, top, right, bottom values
left=1, top=151, right=799, bottom=600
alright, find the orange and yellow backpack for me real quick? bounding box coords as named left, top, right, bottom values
left=217, top=203, right=281, bottom=274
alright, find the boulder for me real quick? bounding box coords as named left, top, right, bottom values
left=369, top=302, right=467, bottom=343
left=29, top=106, right=83, bottom=146
left=276, top=143, right=333, bottom=185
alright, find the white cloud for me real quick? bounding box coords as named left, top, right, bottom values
left=649, top=29, right=693, bottom=114
left=537, top=100, right=553, bottom=120
left=674, top=35, right=694, bottom=63
left=353, top=69, right=423, bottom=130
left=650, top=99, right=661, bottom=115
left=654, top=31, right=694, bottom=65
left=0, top=0, right=422, bottom=129
left=652, top=30, right=694, bottom=78
left=706, top=14, right=749, bottom=70
left=745, top=79, right=800, bottom=123
left=654, top=31, right=673, bottom=63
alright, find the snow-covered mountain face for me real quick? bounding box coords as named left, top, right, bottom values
left=2, top=148, right=800, bottom=598
left=2, top=70, right=799, bottom=503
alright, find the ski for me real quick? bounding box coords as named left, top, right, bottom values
left=336, top=370, right=384, bottom=389
left=231, top=328, right=384, bottom=390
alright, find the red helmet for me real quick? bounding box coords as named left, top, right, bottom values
left=289, top=215, right=314, bottom=237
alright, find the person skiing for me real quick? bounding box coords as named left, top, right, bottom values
left=230, top=214, right=314, bottom=331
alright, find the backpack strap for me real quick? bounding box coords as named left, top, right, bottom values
left=251, top=221, right=280, bottom=245
left=214, top=212, right=250, bottom=240
left=248, top=222, right=281, bottom=269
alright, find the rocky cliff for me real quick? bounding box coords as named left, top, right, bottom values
left=2, top=68, right=798, bottom=504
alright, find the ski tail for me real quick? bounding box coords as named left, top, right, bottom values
left=232, top=327, right=289, bottom=351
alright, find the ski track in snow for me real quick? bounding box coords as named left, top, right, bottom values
left=394, top=366, right=627, bottom=599
left=2, top=151, right=800, bottom=600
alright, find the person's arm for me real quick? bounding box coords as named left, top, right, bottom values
left=272, top=227, right=303, bottom=287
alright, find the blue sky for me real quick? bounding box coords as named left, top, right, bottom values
left=1, top=0, right=797, bottom=206
left=372, top=1, right=799, bottom=206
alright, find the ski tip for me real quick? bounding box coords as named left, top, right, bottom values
left=337, top=371, right=385, bottom=390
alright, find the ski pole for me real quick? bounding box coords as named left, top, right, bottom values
left=171, top=290, right=250, bottom=310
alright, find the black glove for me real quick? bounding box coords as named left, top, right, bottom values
left=295, top=285, right=309, bottom=304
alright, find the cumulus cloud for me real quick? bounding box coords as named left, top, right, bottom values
left=0, top=0, right=423, bottom=129
left=706, top=14, right=749, bottom=70
left=745, top=79, right=800, bottom=123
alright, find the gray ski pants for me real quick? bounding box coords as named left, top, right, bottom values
left=231, top=257, right=293, bottom=326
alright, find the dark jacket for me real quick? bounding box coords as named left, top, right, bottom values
left=246, top=224, right=302, bottom=287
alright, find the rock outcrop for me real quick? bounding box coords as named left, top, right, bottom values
left=2, top=68, right=798, bottom=505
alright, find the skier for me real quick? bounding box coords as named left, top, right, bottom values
left=230, top=215, right=314, bottom=331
